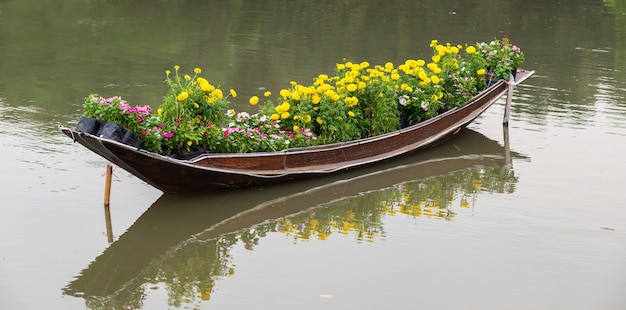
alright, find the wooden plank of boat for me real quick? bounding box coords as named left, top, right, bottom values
left=59, top=70, right=534, bottom=194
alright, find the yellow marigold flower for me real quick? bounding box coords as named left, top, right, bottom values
left=430, top=39, right=438, bottom=48
left=391, top=73, right=400, bottom=81
left=194, top=67, right=201, bottom=74
left=346, top=83, right=358, bottom=92
left=270, top=113, right=280, bottom=120
left=184, top=74, right=191, bottom=81
left=312, top=94, right=321, bottom=104
left=416, top=59, right=426, bottom=66
left=360, top=61, right=370, bottom=69
left=194, top=102, right=199, bottom=108
left=450, top=46, right=459, bottom=54
left=196, top=77, right=208, bottom=85
left=214, top=89, right=223, bottom=99
left=418, top=70, right=429, bottom=81
left=177, top=91, right=189, bottom=101
left=165, top=70, right=171, bottom=75
left=432, top=55, right=441, bottom=63
left=200, top=82, right=215, bottom=92
left=279, top=89, right=290, bottom=99
left=336, top=63, right=345, bottom=71
left=157, top=108, right=163, bottom=117
left=230, top=89, right=237, bottom=98
left=348, top=111, right=355, bottom=117
left=304, top=115, right=312, bottom=123
left=291, top=91, right=301, bottom=101
left=434, top=67, right=442, bottom=74
left=331, top=93, right=340, bottom=102
left=174, top=65, right=180, bottom=70
left=427, top=63, right=438, bottom=71
left=477, top=68, right=486, bottom=75
left=316, top=117, right=324, bottom=124
left=281, top=111, right=290, bottom=119
left=264, top=91, right=271, bottom=97
left=466, top=46, right=476, bottom=55
left=316, top=84, right=329, bottom=93
left=385, top=62, right=394, bottom=71
left=249, top=96, right=259, bottom=105
left=345, top=96, right=359, bottom=107
left=282, top=102, right=291, bottom=111
left=293, top=125, right=300, bottom=131
left=436, top=45, right=447, bottom=56
left=431, top=75, right=440, bottom=84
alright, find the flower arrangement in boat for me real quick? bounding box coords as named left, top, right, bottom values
left=77, top=36, right=524, bottom=155
left=82, top=94, right=152, bottom=133
left=469, top=34, right=525, bottom=80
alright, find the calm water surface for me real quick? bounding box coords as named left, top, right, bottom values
left=1, top=0, right=625, bottom=309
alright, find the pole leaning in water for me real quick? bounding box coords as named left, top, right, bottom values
left=503, top=73, right=515, bottom=125
left=103, top=164, right=114, bottom=243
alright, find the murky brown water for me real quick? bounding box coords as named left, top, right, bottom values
left=1, top=0, right=625, bottom=309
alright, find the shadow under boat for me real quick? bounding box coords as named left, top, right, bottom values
left=63, top=128, right=527, bottom=305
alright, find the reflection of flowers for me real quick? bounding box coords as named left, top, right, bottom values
left=81, top=164, right=518, bottom=309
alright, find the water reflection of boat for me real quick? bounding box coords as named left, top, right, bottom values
left=59, top=70, right=533, bottom=194
left=63, top=129, right=526, bottom=308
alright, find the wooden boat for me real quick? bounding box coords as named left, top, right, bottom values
left=63, top=128, right=525, bottom=305
left=59, top=70, right=534, bottom=194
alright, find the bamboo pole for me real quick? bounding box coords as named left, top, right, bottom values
left=104, top=164, right=113, bottom=207
left=503, top=73, right=515, bottom=125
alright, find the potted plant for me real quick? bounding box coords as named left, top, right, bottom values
left=78, top=94, right=151, bottom=148
left=473, top=35, right=525, bottom=80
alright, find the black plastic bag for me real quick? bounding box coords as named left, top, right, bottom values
left=76, top=116, right=99, bottom=135
left=122, top=130, right=142, bottom=149
left=98, top=122, right=124, bottom=142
